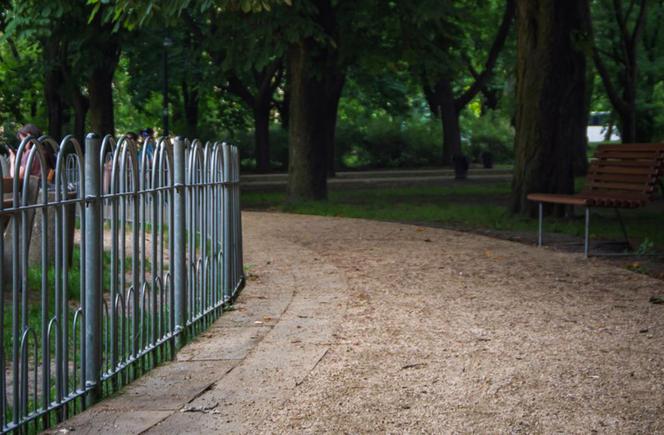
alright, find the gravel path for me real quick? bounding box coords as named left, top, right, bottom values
left=54, top=211, right=664, bottom=434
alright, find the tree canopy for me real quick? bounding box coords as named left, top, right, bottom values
left=0, top=0, right=662, bottom=208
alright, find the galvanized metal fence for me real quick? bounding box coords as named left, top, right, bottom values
left=0, top=133, right=244, bottom=433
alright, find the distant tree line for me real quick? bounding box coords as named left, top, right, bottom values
left=0, top=0, right=662, bottom=214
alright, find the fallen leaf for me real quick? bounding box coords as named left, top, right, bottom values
left=401, top=363, right=427, bottom=370
left=181, top=402, right=219, bottom=413
left=649, top=296, right=664, bottom=305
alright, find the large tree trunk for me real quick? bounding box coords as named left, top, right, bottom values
left=71, top=92, right=89, bottom=143
left=43, top=40, right=64, bottom=140
left=511, top=0, right=589, bottom=217
left=574, top=65, right=595, bottom=177
left=44, top=68, right=64, bottom=141
left=253, top=99, right=271, bottom=173
left=616, top=73, right=638, bottom=142
left=87, top=19, right=120, bottom=138
left=279, top=84, right=290, bottom=131
left=287, top=0, right=343, bottom=200
left=438, top=78, right=462, bottom=166
left=323, top=72, right=345, bottom=177
left=88, top=66, right=116, bottom=137
left=287, top=41, right=329, bottom=201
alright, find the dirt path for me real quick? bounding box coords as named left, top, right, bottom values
left=53, top=211, right=664, bottom=433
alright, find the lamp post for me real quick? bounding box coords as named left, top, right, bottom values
left=162, top=36, right=174, bottom=136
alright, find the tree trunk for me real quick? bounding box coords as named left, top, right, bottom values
left=438, top=79, right=461, bottom=166
left=182, top=81, right=199, bottom=138
left=88, top=66, right=116, bottom=137
left=324, top=72, right=345, bottom=177
left=44, top=68, right=64, bottom=141
left=511, top=0, right=589, bottom=216
left=87, top=20, right=120, bottom=138
left=619, top=106, right=637, bottom=143
left=279, top=84, right=290, bottom=131
left=43, top=40, right=64, bottom=140
left=287, top=41, right=329, bottom=201
left=253, top=99, right=271, bottom=173
left=574, top=65, right=595, bottom=177
left=480, top=87, right=500, bottom=114
left=71, top=92, right=89, bottom=143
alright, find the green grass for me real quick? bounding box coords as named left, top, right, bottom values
left=242, top=180, right=664, bottom=249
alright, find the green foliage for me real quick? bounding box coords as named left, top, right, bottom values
left=336, top=116, right=441, bottom=169
left=86, top=0, right=291, bottom=30
left=234, top=125, right=288, bottom=170
left=463, top=109, right=514, bottom=163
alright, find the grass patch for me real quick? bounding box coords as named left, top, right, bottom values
left=242, top=180, right=664, bottom=249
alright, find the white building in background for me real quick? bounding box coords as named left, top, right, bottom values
left=587, top=111, right=621, bottom=143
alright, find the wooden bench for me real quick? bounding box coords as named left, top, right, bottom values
left=527, top=143, right=664, bottom=257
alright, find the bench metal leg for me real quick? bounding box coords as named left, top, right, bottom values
left=584, top=207, right=590, bottom=258
left=537, top=202, right=543, bottom=247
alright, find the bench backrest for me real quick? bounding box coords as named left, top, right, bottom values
left=582, top=143, right=664, bottom=203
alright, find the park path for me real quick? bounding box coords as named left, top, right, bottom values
left=52, top=212, right=664, bottom=433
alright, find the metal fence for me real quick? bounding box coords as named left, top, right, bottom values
left=0, top=133, right=244, bottom=433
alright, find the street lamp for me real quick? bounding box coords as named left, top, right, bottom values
left=162, top=36, right=174, bottom=136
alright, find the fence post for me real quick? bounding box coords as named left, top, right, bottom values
left=222, top=143, right=232, bottom=302
left=84, top=133, right=102, bottom=405
left=173, top=137, right=187, bottom=348
left=232, top=146, right=244, bottom=290
left=233, top=145, right=244, bottom=290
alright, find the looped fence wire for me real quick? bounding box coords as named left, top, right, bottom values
left=0, top=133, right=244, bottom=433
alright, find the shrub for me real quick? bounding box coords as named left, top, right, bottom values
left=233, top=125, right=289, bottom=172
left=464, top=110, right=514, bottom=164
left=337, top=116, right=441, bottom=169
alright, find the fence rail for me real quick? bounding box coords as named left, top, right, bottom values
left=0, top=133, right=244, bottom=433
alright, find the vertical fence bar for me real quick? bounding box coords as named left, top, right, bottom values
left=84, top=134, right=102, bottom=405
left=173, top=137, right=187, bottom=348
left=1, top=134, right=244, bottom=433
left=222, top=143, right=232, bottom=302
left=233, top=146, right=244, bottom=291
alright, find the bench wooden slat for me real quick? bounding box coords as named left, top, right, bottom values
left=588, top=166, right=655, bottom=175
left=594, top=153, right=661, bottom=162
left=592, top=161, right=658, bottom=170
left=528, top=143, right=664, bottom=209
left=585, top=179, right=651, bottom=190
left=586, top=171, right=656, bottom=183
left=596, top=143, right=664, bottom=151
left=526, top=193, right=591, bottom=206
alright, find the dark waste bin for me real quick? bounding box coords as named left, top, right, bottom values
left=453, top=154, right=469, bottom=180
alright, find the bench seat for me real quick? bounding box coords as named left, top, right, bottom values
left=527, top=143, right=664, bottom=256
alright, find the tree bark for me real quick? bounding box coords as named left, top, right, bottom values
left=511, top=0, right=589, bottom=216
left=182, top=80, right=199, bottom=138
left=323, top=69, right=345, bottom=177
left=87, top=19, right=120, bottom=138
left=44, top=68, right=64, bottom=141
left=287, top=41, right=329, bottom=201
left=437, top=78, right=462, bottom=165
left=279, top=83, right=290, bottom=130
left=253, top=99, right=271, bottom=173
left=287, top=0, right=345, bottom=199
left=71, top=92, right=89, bottom=143
left=88, top=65, right=117, bottom=137
left=43, top=40, right=65, bottom=140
